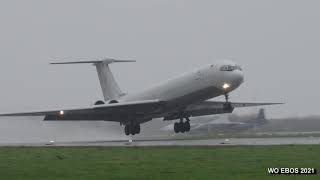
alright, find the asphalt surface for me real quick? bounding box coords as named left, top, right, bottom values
left=1, top=137, right=320, bottom=147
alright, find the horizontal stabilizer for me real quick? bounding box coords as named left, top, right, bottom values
left=51, top=58, right=136, bottom=65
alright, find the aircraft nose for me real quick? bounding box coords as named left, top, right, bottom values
left=232, top=70, right=244, bottom=86
left=221, top=70, right=244, bottom=92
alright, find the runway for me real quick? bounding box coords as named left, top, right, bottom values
left=1, top=137, right=320, bottom=147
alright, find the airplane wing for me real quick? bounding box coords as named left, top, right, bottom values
left=164, top=101, right=282, bottom=120
left=186, top=101, right=282, bottom=117
left=0, top=99, right=282, bottom=121
left=226, top=102, right=283, bottom=108
left=0, top=100, right=165, bottom=121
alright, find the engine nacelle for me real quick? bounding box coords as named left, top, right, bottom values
left=94, top=100, right=105, bottom=105
left=94, top=100, right=119, bottom=105
left=108, top=100, right=119, bottom=104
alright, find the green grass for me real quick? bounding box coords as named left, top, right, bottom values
left=0, top=145, right=319, bottom=180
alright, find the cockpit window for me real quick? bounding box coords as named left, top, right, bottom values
left=220, top=65, right=242, bottom=71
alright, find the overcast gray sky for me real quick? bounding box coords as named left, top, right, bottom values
left=0, top=0, right=319, bottom=118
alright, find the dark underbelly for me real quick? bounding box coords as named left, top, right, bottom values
left=165, top=85, right=223, bottom=111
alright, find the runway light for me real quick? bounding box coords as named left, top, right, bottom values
left=59, top=110, right=64, bottom=115
left=223, top=83, right=230, bottom=90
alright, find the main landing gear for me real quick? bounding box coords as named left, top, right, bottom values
left=124, top=124, right=141, bottom=136
left=174, top=117, right=191, bottom=133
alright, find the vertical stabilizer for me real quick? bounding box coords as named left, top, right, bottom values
left=51, top=58, right=136, bottom=101
left=95, top=61, right=124, bottom=100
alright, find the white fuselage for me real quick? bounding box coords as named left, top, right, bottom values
left=121, top=60, right=244, bottom=108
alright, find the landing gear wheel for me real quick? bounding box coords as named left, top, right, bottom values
left=129, top=125, right=135, bottom=135
left=174, top=123, right=179, bottom=133
left=124, top=124, right=140, bottom=136
left=173, top=117, right=192, bottom=133
left=184, top=121, right=191, bottom=132
left=179, top=122, right=185, bottom=133
left=131, top=124, right=138, bottom=135
left=125, top=125, right=130, bottom=136
left=134, top=124, right=141, bottom=134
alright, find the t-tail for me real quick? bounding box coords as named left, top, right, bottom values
left=51, top=58, right=136, bottom=101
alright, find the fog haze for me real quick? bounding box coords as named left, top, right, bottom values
left=0, top=0, right=319, bottom=142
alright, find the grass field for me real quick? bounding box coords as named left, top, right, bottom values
left=0, top=145, right=319, bottom=180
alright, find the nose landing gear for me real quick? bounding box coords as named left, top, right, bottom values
left=224, top=93, right=233, bottom=111
left=174, top=117, right=191, bottom=134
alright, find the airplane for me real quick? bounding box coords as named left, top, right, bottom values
left=229, top=108, right=268, bottom=125
left=0, top=58, right=282, bottom=136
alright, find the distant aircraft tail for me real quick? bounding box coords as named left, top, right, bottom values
left=257, top=109, right=265, bottom=120
left=51, top=58, right=136, bottom=101
left=255, top=108, right=267, bottom=125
